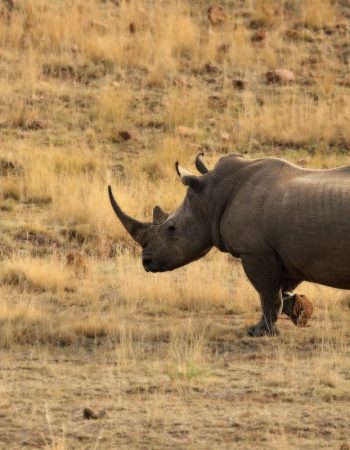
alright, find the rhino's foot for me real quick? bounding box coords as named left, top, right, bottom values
left=247, top=320, right=280, bottom=337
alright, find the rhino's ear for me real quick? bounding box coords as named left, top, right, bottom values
left=153, top=206, right=169, bottom=224
left=175, top=162, right=204, bottom=191
left=195, top=152, right=208, bottom=174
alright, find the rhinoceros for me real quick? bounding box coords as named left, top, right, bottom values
left=108, top=153, right=349, bottom=336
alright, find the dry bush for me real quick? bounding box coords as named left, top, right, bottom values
left=0, top=178, right=21, bottom=202
left=66, top=252, right=90, bottom=276
left=18, top=147, right=101, bottom=204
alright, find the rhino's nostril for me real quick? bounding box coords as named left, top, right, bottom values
left=142, top=257, right=152, bottom=266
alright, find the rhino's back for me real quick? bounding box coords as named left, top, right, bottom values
left=277, top=166, right=350, bottom=219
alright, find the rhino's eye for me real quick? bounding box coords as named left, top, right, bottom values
left=167, top=225, right=176, bottom=233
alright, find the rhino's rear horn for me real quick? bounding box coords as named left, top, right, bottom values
left=153, top=206, right=169, bottom=224
left=195, top=152, right=208, bottom=174
left=108, top=186, right=150, bottom=246
left=175, top=162, right=204, bottom=191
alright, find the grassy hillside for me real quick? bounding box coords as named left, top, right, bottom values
left=0, top=1, right=349, bottom=448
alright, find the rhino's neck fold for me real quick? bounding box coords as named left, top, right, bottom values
left=211, top=210, right=229, bottom=253
left=208, top=177, right=242, bottom=254
left=213, top=229, right=229, bottom=252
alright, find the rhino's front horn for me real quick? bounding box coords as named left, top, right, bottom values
left=108, top=186, right=150, bottom=246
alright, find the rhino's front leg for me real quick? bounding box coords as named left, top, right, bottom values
left=241, top=253, right=282, bottom=336
left=248, top=290, right=282, bottom=336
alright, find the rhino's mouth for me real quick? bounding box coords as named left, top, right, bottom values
left=142, top=256, right=164, bottom=272
left=143, top=262, right=178, bottom=273
left=142, top=258, right=183, bottom=273
left=142, top=248, right=211, bottom=273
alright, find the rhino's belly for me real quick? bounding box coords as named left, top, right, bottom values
left=277, top=239, right=350, bottom=290
left=301, top=265, right=350, bottom=290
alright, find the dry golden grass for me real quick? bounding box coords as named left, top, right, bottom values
left=301, top=0, right=338, bottom=29
left=0, top=0, right=349, bottom=448
left=0, top=256, right=74, bottom=293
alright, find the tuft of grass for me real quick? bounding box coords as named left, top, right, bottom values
left=166, top=88, right=203, bottom=129
left=0, top=257, right=74, bottom=293
left=0, top=178, right=21, bottom=201
left=171, top=360, right=207, bottom=380
left=95, top=84, right=132, bottom=132
left=301, top=0, right=337, bottom=29
left=167, top=318, right=212, bottom=380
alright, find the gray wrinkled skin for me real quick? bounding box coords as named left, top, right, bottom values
left=108, top=153, right=350, bottom=336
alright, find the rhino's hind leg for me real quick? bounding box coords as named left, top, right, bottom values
left=241, top=253, right=283, bottom=337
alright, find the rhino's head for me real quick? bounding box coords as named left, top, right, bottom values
left=108, top=154, right=212, bottom=272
